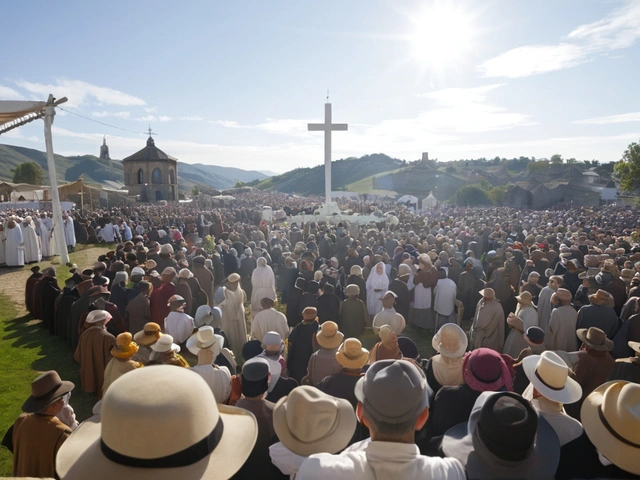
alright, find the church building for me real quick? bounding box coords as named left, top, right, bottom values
left=122, top=132, right=178, bottom=202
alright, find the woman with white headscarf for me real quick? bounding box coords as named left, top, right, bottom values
left=251, top=256, right=276, bottom=318
left=366, top=262, right=389, bottom=317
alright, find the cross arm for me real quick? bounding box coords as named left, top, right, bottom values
left=308, top=124, right=326, bottom=131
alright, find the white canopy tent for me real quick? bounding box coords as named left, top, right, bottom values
left=0, top=96, right=70, bottom=264
left=397, top=194, right=418, bottom=204
left=422, top=191, right=437, bottom=209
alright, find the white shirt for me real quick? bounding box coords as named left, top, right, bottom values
left=165, top=311, right=195, bottom=344
left=269, top=442, right=307, bottom=478
left=190, top=364, right=232, bottom=403
left=100, top=222, right=118, bottom=243
left=434, top=278, right=457, bottom=316
left=251, top=308, right=290, bottom=342
left=297, top=440, right=466, bottom=480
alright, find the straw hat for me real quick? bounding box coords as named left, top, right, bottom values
left=478, top=288, right=495, bottom=299
left=522, top=351, right=582, bottom=404
left=350, top=265, right=363, bottom=276
left=432, top=323, right=468, bottom=359
left=187, top=326, right=224, bottom=356
left=56, top=367, right=258, bottom=480
left=576, top=327, right=613, bottom=351
left=552, top=288, right=572, bottom=303
left=22, top=371, right=74, bottom=414
left=145, top=259, right=157, bottom=270
left=86, top=309, right=112, bottom=324
left=161, top=267, right=177, bottom=277
left=273, top=386, right=356, bottom=457
left=227, top=273, right=241, bottom=283
left=150, top=335, right=180, bottom=360
left=581, top=381, right=640, bottom=475
left=336, top=338, right=369, bottom=369
left=302, top=307, right=318, bottom=321
left=111, top=333, right=139, bottom=360
left=515, top=290, right=533, bottom=305
left=316, top=321, right=344, bottom=349
left=178, top=268, right=193, bottom=279
left=133, top=323, right=161, bottom=347
left=159, top=244, right=174, bottom=255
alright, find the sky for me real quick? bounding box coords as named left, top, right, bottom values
left=1, top=0, right=640, bottom=174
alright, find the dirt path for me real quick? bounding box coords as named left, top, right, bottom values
left=0, top=247, right=109, bottom=313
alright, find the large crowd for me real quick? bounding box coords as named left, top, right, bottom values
left=2, top=192, right=640, bottom=479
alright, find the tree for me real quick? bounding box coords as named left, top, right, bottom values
left=614, top=141, right=640, bottom=191
left=191, top=186, right=200, bottom=196
left=550, top=154, right=563, bottom=164
left=455, top=185, right=491, bottom=206
left=12, top=162, right=44, bottom=185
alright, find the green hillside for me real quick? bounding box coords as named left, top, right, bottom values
left=0, top=143, right=267, bottom=191
left=255, top=153, right=406, bottom=195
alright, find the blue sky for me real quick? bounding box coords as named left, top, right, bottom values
left=1, top=0, right=639, bottom=173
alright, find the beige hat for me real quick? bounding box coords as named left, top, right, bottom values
left=588, top=289, right=612, bottom=305
left=56, top=367, right=258, bottom=479
left=145, top=259, right=158, bottom=270
left=86, top=309, right=112, bottom=324
left=581, top=381, right=640, bottom=475
left=159, top=244, right=174, bottom=255
left=150, top=335, right=180, bottom=359
left=336, top=338, right=369, bottom=369
left=167, top=294, right=186, bottom=306
left=187, top=326, right=224, bottom=357
left=345, top=284, right=360, bottom=296
left=552, top=288, right=572, bottom=303
left=161, top=267, right=177, bottom=276
left=133, top=323, right=162, bottom=347
left=576, top=327, right=613, bottom=351
left=227, top=273, right=241, bottom=283
left=273, top=386, right=357, bottom=457
left=522, top=351, right=582, bottom=404
left=350, top=265, right=362, bottom=276
left=479, top=288, right=495, bottom=299
left=432, top=323, right=468, bottom=359
left=629, top=341, right=640, bottom=356
left=515, top=290, right=533, bottom=305
left=316, top=321, right=344, bottom=349
left=178, top=268, right=193, bottom=279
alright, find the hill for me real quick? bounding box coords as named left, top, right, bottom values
left=255, top=153, right=406, bottom=195
left=0, top=143, right=268, bottom=191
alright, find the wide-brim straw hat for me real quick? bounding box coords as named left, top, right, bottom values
left=576, top=327, right=613, bottom=351
left=432, top=323, right=467, bottom=359
left=22, top=371, right=74, bottom=413
left=133, top=323, right=162, bottom=347
left=522, top=351, right=582, bottom=404
left=187, top=326, right=224, bottom=356
left=227, top=273, right=241, bottom=283
left=478, top=288, right=495, bottom=299
left=273, top=386, right=356, bottom=457
left=316, top=321, right=344, bottom=349
left=581, top=381, right=640, bottom=476
left=56, top=367, right=258, bottom=480
left=336, top=338, right=369, bottom=369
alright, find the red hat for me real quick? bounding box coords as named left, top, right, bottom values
left=462, top=348, right=513, bottom=392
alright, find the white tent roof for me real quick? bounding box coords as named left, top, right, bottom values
left=0, top=101, right=47, bottom=132
left=397, top=194, right=418, bottom=203
left=423, top=192, right=437, bottom=207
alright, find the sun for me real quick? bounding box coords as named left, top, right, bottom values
left=407, top=3, right=475, bottom=68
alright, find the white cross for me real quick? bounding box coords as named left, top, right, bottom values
left=308, top=102, right=348, bottom=212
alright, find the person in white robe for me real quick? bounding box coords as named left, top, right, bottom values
left=5, top=217, right=25, bottom=267
left=433, top=269, right=458, bottom=330
left=219, top=273, right=248, bottom=360
left=366, top=262, right=389, bottom=317
left=503, top=291, right=539, bottom=358
left=62, top=213, right=76, bottom=251
left=250, top=297, right=289, bottom=342
left=250, top=257, right=276, bottom=318
left=39, top=214, right=55, bottom=258
left=21, top=217, right=41, bottom=264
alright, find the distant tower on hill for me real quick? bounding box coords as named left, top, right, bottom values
left=99, top=136, right=110, bottom=160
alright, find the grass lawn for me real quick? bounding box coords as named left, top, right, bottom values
left=0, top=244, right=110, bottom=476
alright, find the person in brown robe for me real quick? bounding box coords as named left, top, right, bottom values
left=192, top=256, right=215, bottom=306
left=25, top=265, right=43, bottom=314
left=175, top=268, right=194, bottom=315
left=369, top=324, right=403, bottom=363
left=73, top=309, right=116, bottom=399
left=4, top=371, right=74, bottom=478
left=124, top=281, right=152, bottom=334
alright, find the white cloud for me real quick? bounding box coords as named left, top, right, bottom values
left=91, top=111, right=131, bottom=119
left=0, top=85, right=23, bottom=100
left=137, top=115, right=171, bottom=122
left=178, top=116, right=204, bottom=121
left=13, top=79, right=146, bottom=108
left=144, top=107, right=158, bottom=113
left=420, top=84, right=506, bottom=105
left=479, top=2, right=640, bottom=78
left=214, top=120, right=243, bottom=128
left=2, top=129, right=39, bottom=142
left=572, top=111, right=640, bottom=125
